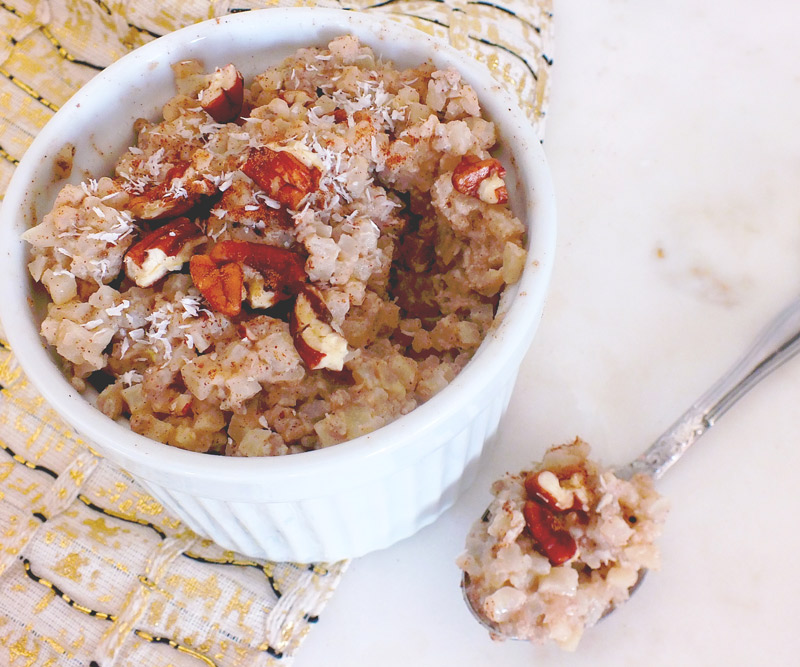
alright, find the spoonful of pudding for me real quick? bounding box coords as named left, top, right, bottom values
left=458, top=295, right=800, bottom=650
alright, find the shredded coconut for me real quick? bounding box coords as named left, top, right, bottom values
left=120, top=370, right=143, bottom=386
left=80, top=179, right=99, bottom=196
left=105, top=300, right=130, bottom=317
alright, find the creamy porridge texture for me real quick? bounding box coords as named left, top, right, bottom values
left=23, top=36, right=527, bottom=456
left=458, top=439, right=668, bottom=649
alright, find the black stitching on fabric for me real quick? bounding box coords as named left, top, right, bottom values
left=90, top=0, right=163, bottom=39
left=468, top=1, right=542, bottom=34
left=126, top=24, right=162, bottom=39
left=39, top=26, right=105, bottom=71
left=0, top=67, right=60, bottom=111
left=0, top=4, right=104, bottom=70
left=0, top=0, right=21, bottom=17
left=180, top=552, right=259, bottom=568
left=264, top=569, right=282, bottom=599
left=363, top=0, right=444, bottom=8
left=75, top=493, right=299, bottom=601
left=265, top=646, right=284, bottom=659
left=469, top=34, right=539, bottom=81
left=181, top=552, right=284, bottom=599
left=32, top=511, right=48, bottom=522
left=71, top=494, right=305, bottom=601
left=76, top=493, right=168, bottom=538
left=0, top=440, right=59, bottom=478
left=23, top=558, right=117, bottom=620
left=92, top=0, right=112, bottom=13
left=399, top=13, right=448, bottom=28
left=132, top=630, right=219, bottom=666
left=25, top=559, right=218, bottom=664
left=380, top=12, right=540, bottom=82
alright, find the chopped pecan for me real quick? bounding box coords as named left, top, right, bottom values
left=124, top=217, right=205, bottom=287
left=522, top=500, right=577, bottom=566
left=199, top=64, right=245, bottom=123
left=189, top=254, right=244, bottom=317
left=525, top=468, right=591, bottom=513
left=190, top=241, right=306, bottom=315
left=290, top=285, right=348, bottom=371
left=128, top=162, right=214, bottom=220
left=241, top=147, right=321, bottom=210
left=451, top=154, right=508, bottom=205
left=209, top=240, right=306, bottom=302
left=524, top=471, right=575, bottom=512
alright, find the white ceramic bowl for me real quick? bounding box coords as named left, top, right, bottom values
left=0, top=8, right=556, bottom=562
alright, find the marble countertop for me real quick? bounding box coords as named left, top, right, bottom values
left=298, top=2, right=800, bottom=664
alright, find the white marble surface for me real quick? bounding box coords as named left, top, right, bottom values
left=298, top=2, right=800, bottom=665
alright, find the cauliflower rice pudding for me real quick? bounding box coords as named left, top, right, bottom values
left=22, top=36, right=527, bottom=456
left=458, top=438, right=668, bottom=650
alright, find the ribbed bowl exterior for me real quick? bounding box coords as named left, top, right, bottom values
left=140, top=378, right=516, bottom=562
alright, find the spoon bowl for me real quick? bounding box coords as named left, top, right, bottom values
left=461, top=567, right=647, bottom=639
left=462, top=294, right=800, bottom=641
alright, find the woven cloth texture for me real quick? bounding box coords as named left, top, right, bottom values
left=0, top=1, right=553, bottom=665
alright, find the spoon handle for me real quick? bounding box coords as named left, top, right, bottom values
left=616, top=296, right=800, bottom=481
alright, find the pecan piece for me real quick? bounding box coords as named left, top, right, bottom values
left=209, top=240, right=306, bottom=303
left=526, top=468, right=591, bottom=512
left=451, top=154, right=508, bottom=205
left=241, top=147, right=321, bottom=210
left=191, top=241, right=306, bottom=315
left=199, top=64, right=245, bottom=123
left=124, top=217, right=205, bottom=287
left=189, top=254, right=244, bottom=317
left=290, top=285, right=348, bottom=371
left=128, top=162, right=213, bottom=221
left=524, top=470, right=580, bottom=512
left=522, top=500, right=577, bottom=566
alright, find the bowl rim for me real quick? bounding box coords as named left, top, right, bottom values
left=0, top=7, right=557, bottom=499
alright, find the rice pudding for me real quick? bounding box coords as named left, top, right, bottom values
left=22, top=36, right=527, bottom=456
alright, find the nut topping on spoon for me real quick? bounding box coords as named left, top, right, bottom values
left=521, top=500, right=577, bottom=566
left=525, top=470, right=589, bottom=512
left=458, top=439, right=667, bottom=651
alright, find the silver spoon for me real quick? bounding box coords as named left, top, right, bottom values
left=463, top=294, right=800, bottom=639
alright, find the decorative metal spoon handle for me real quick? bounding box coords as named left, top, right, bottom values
left=616, top=295, right=800, bottom=481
